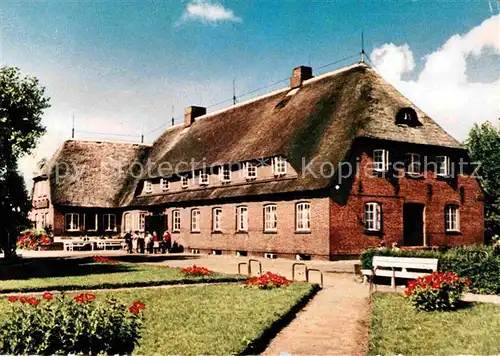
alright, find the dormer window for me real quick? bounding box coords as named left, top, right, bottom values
left=373, top=149, right=389, bottom=172
left=144, top=180, right=152, bottom=194
left=396, top=108, right=421, bottom=126
left=220, top=166, right=231, bottom=184
left=199, top=172, right=209, bottom=186
left=181, top=176, right=189, bottom=189
left=436, top=156, right=451, bottom=177
left=161, top=178, right=170, bottom=191
left=245, top=162, right=257, bottom=180
left=272, top=156, right=287, bottom=176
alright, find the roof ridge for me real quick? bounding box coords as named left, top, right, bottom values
left=66, top=138, right=152, bottom=147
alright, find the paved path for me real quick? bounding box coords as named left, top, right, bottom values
left=264, top=274, right=370, bottom=356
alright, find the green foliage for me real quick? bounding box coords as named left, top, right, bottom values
left=466, top=121, right=500, bottom=238
left=0, top=66, right=50, bottom=259
left=0, top=293, right=143, bottom=354
left=370, top=293, right=500, bottom=355
left=361, top=245, right=500, bottom=295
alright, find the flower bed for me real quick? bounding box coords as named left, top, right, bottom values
left=404, top=271, right=470, bottom=311
left=93, top=255, right=119, bottom=264
left=16, top=229, right=52, bottom=250
left=244, top=272, right=291, bottom=289
left=181, top=265, right=213, bottom=276
left=0, top=292, right=144, bottom=354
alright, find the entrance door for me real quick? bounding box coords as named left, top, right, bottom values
left=403, top=203, right=425, bottom=246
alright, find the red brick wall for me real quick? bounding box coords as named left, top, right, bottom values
left=164, top=196, right=331, bottom=259
left=330, top=140, right=484, bottom=256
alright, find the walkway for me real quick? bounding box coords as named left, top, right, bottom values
left=264, top=274, right=370, bottom=356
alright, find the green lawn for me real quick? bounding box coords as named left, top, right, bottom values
left=0, top=261, right=244, bottom=293
left=370, top=293, right=500, bottom=355
left=0, top=283, right=317, bottom=355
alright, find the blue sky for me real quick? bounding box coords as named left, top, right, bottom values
left=1, top=1, right=499, bottom=184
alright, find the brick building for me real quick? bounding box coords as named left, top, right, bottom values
left=30, top=62, right=484, bottom=259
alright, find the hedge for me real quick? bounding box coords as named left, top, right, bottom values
left=360, top=245, right=500, bottom=295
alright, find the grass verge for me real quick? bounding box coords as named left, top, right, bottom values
left=0, top=283, right=317, bottom=355
left=370, top=292, right=500, bottom=355
left=0, top=262, right=244, bottom=293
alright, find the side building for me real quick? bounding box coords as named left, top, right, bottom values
left=30, top=62, right=485, bottom=259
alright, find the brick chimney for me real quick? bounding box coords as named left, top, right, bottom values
left=290, top=66, right=313, bottom=89
left=184, top=106, right=206, bottom=127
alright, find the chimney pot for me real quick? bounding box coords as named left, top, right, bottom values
left=184, top=106, right=206, bottom=127
left=290, top=66, right=313, bottom=89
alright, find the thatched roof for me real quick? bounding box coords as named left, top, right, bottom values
left=45, top=62, right=463, bottom=208
left=46, top=140, right=151, bottom=208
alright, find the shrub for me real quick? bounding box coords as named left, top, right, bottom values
left=361, top=245, right=500, bottom=295
left=0, top=292, right=144, bottom=355
left=244, top=272, right=291, bottom=289
left=404, top=271, right=470, bottom=311
left=181, top=265, right=213, bottom=276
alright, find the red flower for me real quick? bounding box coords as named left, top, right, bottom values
left=7, top=296, right=18, bottom=303
left=245, top=272, right=291, bottom=289
left=181, top=265, right=213, bottom=276
left=93, top=256, right=119, bottom=264
left=27, top=297, right=40, bottom=306
left=129, top=305, right=140, bottom=315
left=132, top=300, right=146, bottom=310
left=73, top=293, right=96, bottom=303
left=19, top=296, right=28, bottom=303
left=42, top=292, right=54, bottom=300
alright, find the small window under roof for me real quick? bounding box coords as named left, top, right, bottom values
left=396, top=108, right=421, bottom=126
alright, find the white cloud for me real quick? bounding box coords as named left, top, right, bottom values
left=179, top=0, right=242, bottom=25
left=370, top=15, right=500, bottom=141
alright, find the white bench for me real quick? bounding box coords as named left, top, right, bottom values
left=63, top=241, right=92, bottom=251
left=361, top=256, right=438, bottom=288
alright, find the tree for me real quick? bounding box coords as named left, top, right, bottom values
left=0, top=66, right=50, bottom=259
left=465, top=120, right=500, bottom=241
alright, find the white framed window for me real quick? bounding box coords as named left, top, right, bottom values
left=144, top=180, right=152, bottom=194
left=181, top=176, right=189, bottom=189
left=219, top=166, right=231, bottom=183
left=406, top=153, right=422, bottom=175
left=373, top=149, right=389, bottom=172
left=236, top=206, right=248, bottom=232
left=123, top=213, right=132, bottom=232
left=103, top=214, right=116, bottom=232
left=65, top=213, right=80, bottom=232
left=445, top=205, right=460, bottom=232
left=138, top=212, right=146, bottom=232
left=199, top=172, right=209, bottom=186
left=364, top=202, right=381, bottom=231
left=437, top=156, right=450, bottom=177
left=161, top=178, right=170, bottom=191
left=264, top=204, right=277, bottom=232
left=244, top=162, right=257, bottom=180
left=85, top=213, right=98, bottom=231
left=191, top=209, right=201, bottom=232
left=34, top=213, right=39, bottom=228
left=272, top=156, right=287, bottom=176
left=172, top=210, right=181, bottom=232
left=296, top=202, right=311, bottom=232
left=212, top=208, right=222, bottom=232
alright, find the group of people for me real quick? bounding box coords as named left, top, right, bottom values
left=123, top=230, right=172, bottom=254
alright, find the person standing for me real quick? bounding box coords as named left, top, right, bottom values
left=137, top=232, right=145, bottom=254
left=124, top=230, right=132, bottom=254
left=145, top=232, right=153, bottom=254
left=152, top=231, right=159, bottom=254
left=132, top=231, right=139, bottom=253
left=162, top=230, right=171, bottom=254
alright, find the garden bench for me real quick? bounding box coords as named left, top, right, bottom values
left=63, top=241, right=91, bottom=251
left=361, top=256, right=438, bottom=288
